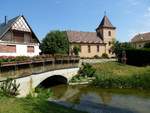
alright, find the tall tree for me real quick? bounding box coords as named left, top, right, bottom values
left=40, top=31, right=69, bottom=55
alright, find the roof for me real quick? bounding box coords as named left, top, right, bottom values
left=96, top=16, right=116, bottom=30
left=0, top=15, right=40, bottom=43
left=66, top=31, right=104, bottom=44
left=131, top=32, right=150, bottom=43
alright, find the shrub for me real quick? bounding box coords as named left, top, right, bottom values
left=0, top=78, right=20, bottom=96
left=144, top=42, right=150, bottom=48
left=125, top=48, right=150, bottom=66
left=93, top=72, right=150, bottom=89
left=94, top=55, right=101, bottom=59
left=79, top=63, right=96, bottom=77
left=101, top=53, right=109, bottom=58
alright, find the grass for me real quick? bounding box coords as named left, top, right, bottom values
left=0, top=96, right=85, bottom=113
left=92, top=62, right=150, bottom=89
left=93, top=62, right=150, bottom=77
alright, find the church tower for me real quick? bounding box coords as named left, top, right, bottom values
left=96, top=15, right=116, bottom=56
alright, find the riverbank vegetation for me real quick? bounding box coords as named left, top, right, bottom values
left=0, top=95, right=85, bottom=113
left=92, top=62, right=150, bottom=89
left=0, top=79, right=85, bottom=113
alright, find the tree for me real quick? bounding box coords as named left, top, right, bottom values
left=144, top=42, right=150, bottom=48
left=111, top=40, right=133, bottom=58
left=40, top=31, right=69, bottom=55
left=73, top=46, right=80, bottom=56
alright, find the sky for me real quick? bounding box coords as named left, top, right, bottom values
left=0, top=0, right=150, bottom=42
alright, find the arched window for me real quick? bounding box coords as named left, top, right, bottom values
left=108, top=31, right=111, bottom=36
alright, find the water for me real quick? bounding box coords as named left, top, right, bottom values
left=50, top=85, right=150, bottom=113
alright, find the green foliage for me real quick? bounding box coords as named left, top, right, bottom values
left=101, top=53, right=109, bottom=58
left=79, top=63, right=96, bottom=77
left=0, top=78, right=20, bottom=97
left=144, top=42, right=150, bottom=48
left=111, top=40, right=133, bottom=59
left=73, top=46, right=80, bottom=55
left=40, top=31, right=69, bottom=55
left=93, top=72, right=150, bottom=89
left=125, top=48, right=150, bottom=66
left=94, top=55, right=101, bottom=59
left=93, top=62, right=150, bottom=89
left=15, top=56, right=30, bottom=62
left=35, top=88, right=53, bottom=99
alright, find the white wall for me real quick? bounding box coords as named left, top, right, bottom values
left=0, top=43, right=41, bottom=57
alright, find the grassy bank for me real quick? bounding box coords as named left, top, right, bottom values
left=0, top=96, right=85, bottom=113
left=92, top=62, right=150, bottom=89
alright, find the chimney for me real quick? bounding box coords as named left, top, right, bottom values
left=4, top=16, right=7, bottom=25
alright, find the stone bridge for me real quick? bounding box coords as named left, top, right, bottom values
left=0, top=57, right=79, bottom=97
left=16, top=67, right=79, bottom=97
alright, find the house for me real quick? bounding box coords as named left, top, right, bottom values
left=67, top=15, right=116, bottom=58
left=131, top=32, right=150, bottom=48
left=0, top=15, right=40, bottom=57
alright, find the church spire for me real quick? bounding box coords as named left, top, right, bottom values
left=96, top=15, right=116, bottom=30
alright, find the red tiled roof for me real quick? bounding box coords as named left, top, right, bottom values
left=66, top=31, right=103, bottom=44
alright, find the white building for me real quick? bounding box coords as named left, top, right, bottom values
left=0, top=15, right=40, bottom=57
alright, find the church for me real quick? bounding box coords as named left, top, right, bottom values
left=67, top=15, right=116, bottom=58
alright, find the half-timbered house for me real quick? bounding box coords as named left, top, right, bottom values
left=0, top=15, right=40, bottom=56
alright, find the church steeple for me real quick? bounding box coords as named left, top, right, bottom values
left=96, top=15, right=116, bottom=30
left=96, top=15, right=116, bottom=42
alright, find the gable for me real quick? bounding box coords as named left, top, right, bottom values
left=11, top=17, right=31, bottom=32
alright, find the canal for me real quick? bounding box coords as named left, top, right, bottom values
left=50, top=85, right=150, bottom=113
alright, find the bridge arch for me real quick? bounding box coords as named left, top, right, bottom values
left=36, top=75, right=68, bottom=88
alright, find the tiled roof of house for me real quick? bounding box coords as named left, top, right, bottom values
left=0, top=15, right=40, bottom=43
left=96, top=16, right=116, bottom=30
left=131, top=32, right=150, bottom=42
left=66, top=31, right=104, bottom=44
left=0, top=16, right=19, bottom=39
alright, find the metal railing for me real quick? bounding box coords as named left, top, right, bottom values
left=0, top=57, right=79, bottom=81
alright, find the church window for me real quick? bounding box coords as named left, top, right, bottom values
left=88, top=45, right=91, bottom=53
left=108, top=31, right=111, bottom=36
left=97, top=45, right=99, bottom=52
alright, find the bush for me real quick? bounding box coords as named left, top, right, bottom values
left=0, top=78, right=20, bottom=96
left=101, top=53, right=109, bottom=58
left=124, top=48, right=150, bottom=66
left=93, top=72, right=150, bottom=89
left=144, top=42, right=150, bottom=48
left=94, top=55, right=101, bottom=59
left=79, top=63, right=96, bottom=77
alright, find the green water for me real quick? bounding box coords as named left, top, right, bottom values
left=50, top=85, right=150, bottom=113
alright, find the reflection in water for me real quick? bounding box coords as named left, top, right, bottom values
left=50, top=85, right=150, bottom=113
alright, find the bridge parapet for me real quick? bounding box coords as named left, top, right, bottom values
left=0, top=57, right=80, bottom=81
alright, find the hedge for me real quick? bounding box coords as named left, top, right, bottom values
left=123, top=48, right=150, bottom=66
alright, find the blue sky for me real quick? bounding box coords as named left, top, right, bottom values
left=0, top=0, right=150, bottom=42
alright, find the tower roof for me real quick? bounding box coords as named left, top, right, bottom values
left=96, top=15, right=116, bottom=30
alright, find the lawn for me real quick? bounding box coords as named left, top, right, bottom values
left=0, top=96, right=85, bottom=113
left=92, top=62, right=150, bottom=89
left=93, top=62, right=150, bottom=77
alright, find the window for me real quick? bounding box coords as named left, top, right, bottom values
left=0, top=45, right=16, bottom=53
left=13, top=31, right=24, bottom=43
left=88, top=45, right=91, bottom=53
left=109, top=49, right=111, bottom=54
left=108, top=31, right=111, bottom=36
left=97, top=45, right=99, bottom=52
left=27, top=46, right=34, bottom=53
left=139, top=45, right=141, bottom=47
left=109, top=41, right=111, bottom=46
